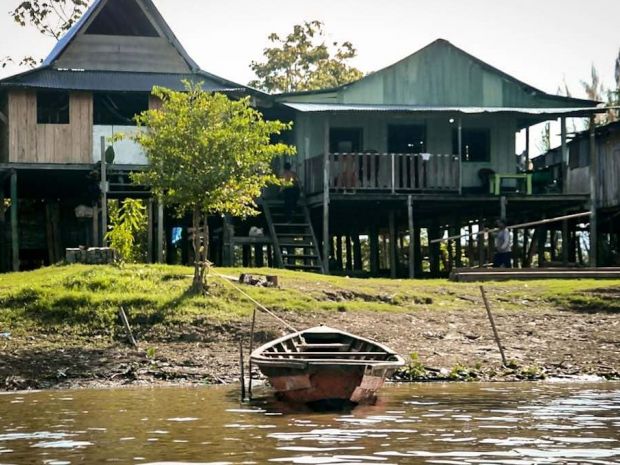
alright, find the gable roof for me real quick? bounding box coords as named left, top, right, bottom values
left=278, top=39, right=599, bottom=109
left=43, top=0, right=199, bottom=71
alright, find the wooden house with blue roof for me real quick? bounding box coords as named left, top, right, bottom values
left=0, top=0, right=267, bottom=271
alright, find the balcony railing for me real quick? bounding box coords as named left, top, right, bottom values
left=304, top=152, right=460, bottom=194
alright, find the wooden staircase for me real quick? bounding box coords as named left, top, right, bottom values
left=262, top=199, right=324, bottom=273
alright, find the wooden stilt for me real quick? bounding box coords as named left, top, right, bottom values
left=537, top=227, right=546, bottom=268
left=454, top=222, right=462, bottom=268
left=369, top=225, right=379, bottom=276
left=389, top=210, right=397, bottom=278
left=92, top=204, right=99, bottom=248
left=429, top=223, right=440, bottom=276
left=407, top=195, right=415, bottom=278
left=467, top=223, right=474, bottom=266
left=478, top=221, right=485, bottom=268
left=589, top=118, right=598, bottom=267
left=100, top=137, right=108, bottom=246
left=334, top=235, right=342, bottom=270
left=352, top=235, right=362, bottom=271
left=345, top=235, right=353, bottom=271
left=322, top=117, right=330, bottom=274
left=10, top=170, right=18, bottom=272
left=157, top=200, right=164, bottom=263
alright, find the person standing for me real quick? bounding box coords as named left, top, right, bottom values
left=493, top=220, right=512, bottom=268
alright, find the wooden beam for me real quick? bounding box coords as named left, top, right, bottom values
left=352, top=235, right=362, bottom=271
left=0, top=110, right=7, bottom=125
left=10, top=170, right=18, bottom=272
left=500, top=196, right=507, bottom=221
left=407, top=195, right=415, bottom=278
left=322, top=116, right=330, bottom=274
left=589, top=117, right=598, bottom=267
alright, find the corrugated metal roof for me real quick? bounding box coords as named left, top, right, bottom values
left=282, top=102, right=606, bottom=116
left=0, top=68, right=242, bottom=92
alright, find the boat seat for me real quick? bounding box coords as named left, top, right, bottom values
left=299, top=343, right=350, bottom=351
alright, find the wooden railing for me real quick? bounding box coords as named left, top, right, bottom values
left=304, top=152, right=460, bottom=194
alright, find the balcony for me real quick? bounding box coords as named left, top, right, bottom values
left=304, top=152, right=461, bottom=194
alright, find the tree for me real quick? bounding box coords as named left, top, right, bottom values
left=2, top=0, right=89, bottom=68
left=249, top=20, right=364, bottom=93
left=105, top=199, right=148, bottom=264
left=581, top=64, right=609, bottom=126
left=131, top=83, right=295, bottom=292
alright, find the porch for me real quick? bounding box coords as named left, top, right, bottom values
left=304, top=152, right=461, bottom=194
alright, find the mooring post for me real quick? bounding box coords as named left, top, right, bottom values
left=480, top=286, right=507, bottom=366
left=248, top=307, right=257, bottom=400
left=239, top=340, right=246, bottom=401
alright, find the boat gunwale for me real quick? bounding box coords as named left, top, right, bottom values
left=250, top=325, right=405, bottom=370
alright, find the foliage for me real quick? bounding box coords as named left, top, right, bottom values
left=403, top=352, right=427, bottom=380
left=105, top=199, right=148, bottom=264
left=2, top=0, right=90, bottom=69
left=130, top=82, right=295, bottom=291
left=249, top=20, right=364, bottom=93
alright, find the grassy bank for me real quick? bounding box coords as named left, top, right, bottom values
left=0, top=264, right=618, bottom=336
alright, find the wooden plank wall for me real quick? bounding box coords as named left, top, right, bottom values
left=8, top=90, right=93, bottom=164
left=0, top=94, right=8, bottom=162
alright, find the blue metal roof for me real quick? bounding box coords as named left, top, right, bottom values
left=0, top=68, right=243, bottom=93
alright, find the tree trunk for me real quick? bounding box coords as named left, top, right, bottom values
left=192, top=207, right=209, bottom=293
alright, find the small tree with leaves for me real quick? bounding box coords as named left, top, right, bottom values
left=131, top=83, right=295, bottom=292
left=249, top=20, right=363, bottom=93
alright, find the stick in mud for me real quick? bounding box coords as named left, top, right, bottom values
left=479, top=286, right=508, bottom=366
left=248, top=307, right=257, bottom=400
left=118, top=307, right=138, bottom=348
left=239, top=340, right=246, bottom=401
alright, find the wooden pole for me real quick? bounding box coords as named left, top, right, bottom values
left=336, top=235, right=343, bottom=271
left=561, top=117, right=568, bottom=194
left=525, top=127, right=530, bottom=167
left=480, top=286, right=508, bottom=367
left=407, top=195, right=415, bottom=278
left=92, top=204, right=99, bottom=248
left=100, top=137, right=108, bottom=246
left=157, top=199, right=164, bottom=263
left=352, top=235, right=362, bottom=271
left=10, top=170, right=18, bottom=272
left=322, top=116, right=330, bottom=274
left=478, top=220, right=486, bottom=268
left=345, top=235, right=353, bottom=271
left=239, top=340, right=246, bottom=401
left=500, top=196, right=507, bottom=221
left=248, top=307, right=257, bottom=400
left=370, top=224, right=379, bottom=276
left=458, top=117, right=463, bottom=195
left=561, top=219, right=569, bottom=266
left=119, top=307, right=138, bottom=348
left=589, top=118, right=598, bottom=267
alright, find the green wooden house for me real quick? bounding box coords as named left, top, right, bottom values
left=264, top=39, right=604, bottom=277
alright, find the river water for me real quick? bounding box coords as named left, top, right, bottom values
left=0, top=381, right=618, bottom=464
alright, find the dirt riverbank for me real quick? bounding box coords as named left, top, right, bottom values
left=2, top=305, right=618, bottom=390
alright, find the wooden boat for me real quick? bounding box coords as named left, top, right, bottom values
left=250, top=325, right=405, bottom=406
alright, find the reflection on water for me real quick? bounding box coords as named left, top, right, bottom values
left=0, top=382, right=618, bottom=464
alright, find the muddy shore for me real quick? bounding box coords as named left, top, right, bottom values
left=2, top=307, right=618, bottom=391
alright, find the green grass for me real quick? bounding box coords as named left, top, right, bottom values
left=0, top=264, right=618, bottom=335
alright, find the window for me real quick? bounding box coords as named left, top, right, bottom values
left=452, top=128, right=490, bottom=162
left=388, top=124, right=426, bottom=153
left=93, top=93, right=149, bottom=125
left=329, top=127, right=363, bottom=153
left=37, top=92, right=70, bottom=124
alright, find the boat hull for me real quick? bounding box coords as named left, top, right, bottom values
left=260, top=364, right=395, bottom=405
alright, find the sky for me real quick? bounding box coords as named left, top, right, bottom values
left=1, top=0, right=619, bottom=151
